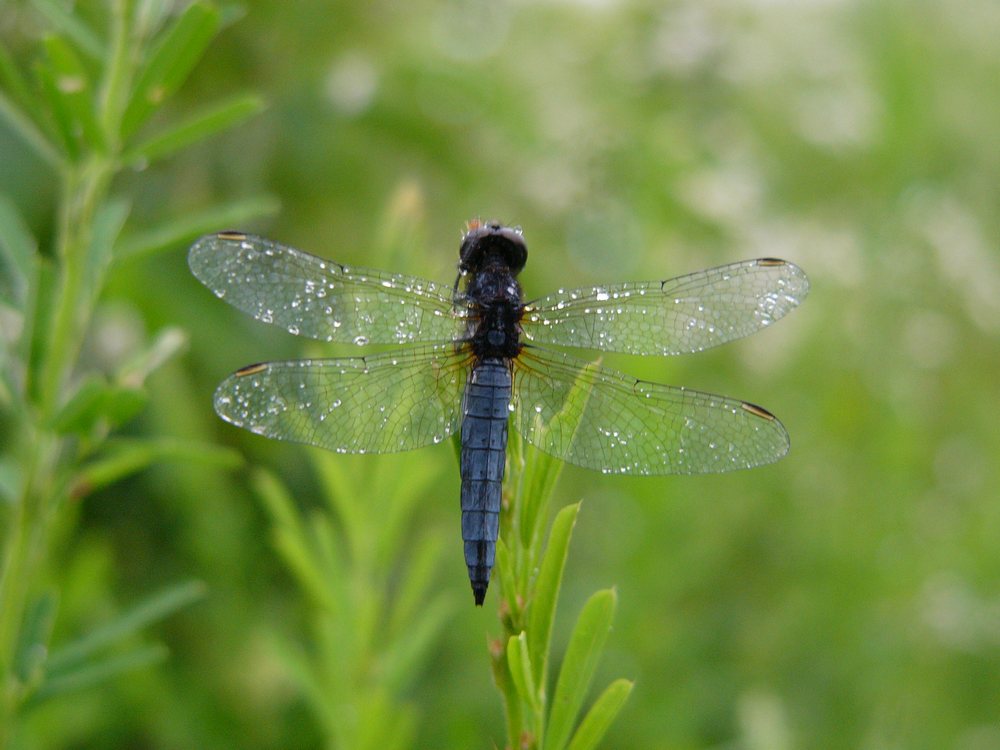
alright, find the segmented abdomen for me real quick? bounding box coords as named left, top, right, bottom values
left=460, top=358, right=511, bottom=605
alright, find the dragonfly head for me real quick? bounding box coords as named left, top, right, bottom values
left=459, top=220, right=527, bottom=275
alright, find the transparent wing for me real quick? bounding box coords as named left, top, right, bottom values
left=189, top=232, right=464, bottom=344
left=512, top=347, right=789, bottom=475
left=213, top=344, right=472, bottom=454
left=522, top=258, right=809, bottom=355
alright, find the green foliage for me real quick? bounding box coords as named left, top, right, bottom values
left=489, top=368, right=632, bottom=750
left=3, top=0, right=1000, bottom=749
left=0, top=1, right=270, bottom=745
left=252, top=453, right=453, bottom=750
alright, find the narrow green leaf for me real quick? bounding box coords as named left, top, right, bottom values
left=269, top=634, right=338, bottom=722
left=518, top=361, right=596, bottom=550
left=381, top=594, right=453, bottom=694
left=49, top=375, right=110, bottom=434
left=14, top=592, right=58, bottom=685
left=565, top=679, right=634, bottom=750
left=71, top=438, right=242, bottom=498
left=50, top=374, right=149, bottom=435
left=101, top=385, right=149, bottom=425
left=544, top=589, right=618, bottom=750
left=388, top=531, right=446, bottom=639
left=46, top=581, right=205, bottom=674
left=123, top=93, right=265, bottom=164
left=28, top=644, right=168, bottom=706
left=311, top=450, right=366, bottom=565
left=0, top=90, right=62, bottom=168
left=494, top=536, right=520, bottom=618
left=118, top=326, right=188, bottom=387
left=0, top=456, right=20, bottom=504
left=527, top=502, right=580, bottom=693
left=115, top=195, right=280, bottom=261
left=34, top=58, right=78, bottom=158
left=0, top=194, right=37, bottom=309
left=43, top=35, right=105, bottom=151
left=506, top=632, right=540, bottom=713
left=133, top=0, right=175, bottom=43
left=307, top=512, right=351, bottom=614
left=83, top=197, right=130, bottom=306
left=30, top=0, right=105, bottom=60
left=120, top=2, right=221, bottom=139
left=0, top=43, right=43, bottom=126
left=25, top=259, right=56, bottom=405
left=253, top=470, right=336, bottom=610
left=0, top=42, right=63, bottom=164
left=370, top=455, right=440, bottom=571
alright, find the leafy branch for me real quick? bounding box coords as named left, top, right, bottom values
left=491, top=369, right=633, bottom=750
left=0, top=2, right=273, bottom=744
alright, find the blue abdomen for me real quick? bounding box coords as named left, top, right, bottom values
left=460, top=358, right=511, bottom=605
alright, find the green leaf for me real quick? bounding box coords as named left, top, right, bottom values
left=527, top=502, right=580, bottom=693
left=381, top=593, right=452, bottom=694
left=518, top=360, right=596, bottom=550
left=0, top=90, right=62, bottom=168
left=45, top=580, right=205, bottom=674
left=83, top=197, right=130, bottom=306
left=0, top=42, right=44, bottom=126
left=0, top=194, right=37, bottom=310
left=49, top=375, right=112, bottom=434
left=25, top=259, right=56, bottom=406
left=544, top=588, right=618, bottom=750
left=117, top=326, right=188, bottom=387
left=253, top=469, right=338, bottom=611
left=123, top=93, right=265, bottom=164
left=268, top=635, right=330, bottom=722
left=120, top=1, right=221, bottom=139
left=30, top=0, right=105, bottom=60
left=42, top=35, right=105, bottom=152
left=28, top=644, right=168, bottom=706
left=506, top=632, right=540, bottom=714
left=71, top=438, right=242, bottom=498
left=387, top=531, right=446, bottom=640
left=14, top=592, right=58, bottom=685
left=0, top=45, right=61, bottom=165
left=115, top=194, right=280, bottom=261
left=565, top=679, right=634, bottom=750
left=34, top=57, right=79, bottom=158
left=494, top=536, right=520, bottom=618
left=50, top=376, right=149, bottom=436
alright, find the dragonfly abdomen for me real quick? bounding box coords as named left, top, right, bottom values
left=460, top=358, right=512, bottom=606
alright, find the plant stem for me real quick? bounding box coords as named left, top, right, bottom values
left=1, top=5, right=132, bottom=740
left=40, top=158, right=114, bottom=416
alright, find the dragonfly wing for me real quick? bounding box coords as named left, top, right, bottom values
left=189, top=232, right=464, bottom=344
left=214, top=344, right=471, bottom=454
left=522, top=258, right=809, bottom=355
left=512, top=347, right=789, bottom=475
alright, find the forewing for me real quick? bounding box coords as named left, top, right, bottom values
left=522, top=258, right=809, bottom=355
left=213, top=344, right=471, bottom=454
left=512, top=347, right=789, bottom=475
left=189, top=232, right=463, bottom=344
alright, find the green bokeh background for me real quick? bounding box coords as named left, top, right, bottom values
left=4, top=0, right=1000, bottom=747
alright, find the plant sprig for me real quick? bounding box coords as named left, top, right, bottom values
left=491, top=368, right=633, bottom=750
left=0, top=2, right=272, bottom=744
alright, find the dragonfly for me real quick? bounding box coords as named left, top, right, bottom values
left=189, top=221, right=809, bottom=605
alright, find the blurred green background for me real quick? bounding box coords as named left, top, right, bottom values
left=3, top=0, right=1000, bottom=747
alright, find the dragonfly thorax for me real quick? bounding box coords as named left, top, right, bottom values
left=465, top=276, right=524, bottom=360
